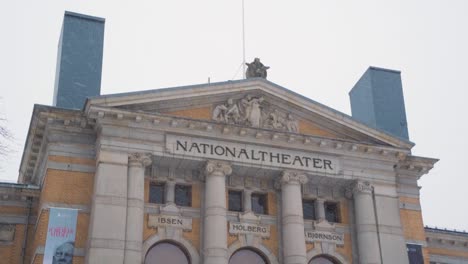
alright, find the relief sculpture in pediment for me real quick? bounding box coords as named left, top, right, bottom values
left=212, top=95, right=299, bottom=133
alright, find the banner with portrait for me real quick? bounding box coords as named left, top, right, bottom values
left=43, top=208, right=78, bottom=264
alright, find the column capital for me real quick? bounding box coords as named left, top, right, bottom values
left=204, top=160, right=232, bottom=178
left=347, top=180, right=373, bottom=197
left=128, top=153, right=152, bottom=167
left=278, top=170, right=308, bottom=187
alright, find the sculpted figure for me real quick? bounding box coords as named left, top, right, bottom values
left=266, top=109, right=285, bottom=129
left=225, top=98, right=241, bottom=124
left=212, top=103, right=228, bottom=122
left=246, top=58, right=270, bottom=79
left=242, top=95, right=263, bottom=127
left=285, top=114, right=299, bottom=132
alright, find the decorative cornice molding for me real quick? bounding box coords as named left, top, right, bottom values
left=204, top=160, right=232, bottom=178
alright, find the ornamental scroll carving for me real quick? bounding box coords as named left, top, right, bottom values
left=277, top=170, right=308, bottom=187
left=212, top=95, right=299, bottom=133
left=348, top=181, right=373, bottom=196
left=204, top=160, right=232, bottom=178
left=128, top=153, right=152, bottom=167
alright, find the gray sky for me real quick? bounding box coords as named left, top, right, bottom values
left=1, top=1, right=467, bottom=231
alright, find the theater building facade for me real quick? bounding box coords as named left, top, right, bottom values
left=0, top=77, right=465, bottom=264
left=2, top=11, right=468, bottom=264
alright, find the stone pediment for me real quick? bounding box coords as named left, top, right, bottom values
left=85, top=78, right=414, bottom=149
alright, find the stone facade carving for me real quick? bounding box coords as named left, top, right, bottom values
left=212, top=95, right=299, bottom=132
left=128, top=153, right=152, bottom=167
left=204, top=160, right=232, bottom=177
left=278, top=170, right=308, bottom=186
left=0, top=224, right=15, bottom=242
left=349, top=180, right=373, bottom=196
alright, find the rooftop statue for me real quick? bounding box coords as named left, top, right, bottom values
left=246, top=58, right=270, bottom=79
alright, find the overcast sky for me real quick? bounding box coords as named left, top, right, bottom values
left=1, top=1, right=467, bottom=231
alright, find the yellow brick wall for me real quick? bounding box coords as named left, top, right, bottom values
left=399, top=196, right=430, bottom=263
left=0, top=224, right=27, bottom=264
left=167, top=106, right=212, bottom=120
left=335, top=234, right=353, bottom=263
left=339, top=200, right=349, bottom=224
left=41, top=169, right=94, bottom=205
left=182, top=218, right=200, bottom=251
left=262, top=225, right=279, bottom=257
left=48, top=155, right=95, bottom=166
left=267, top=192, right=277, bottom=216
left=299, top=120, right=339, bottom=138
left=192, top=182, right=201, bottom=208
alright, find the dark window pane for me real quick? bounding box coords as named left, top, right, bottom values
left=407, top=244, right=424, bottom=264
left=228, top=190, right=243, bottom=212
left=175, top=185, right=192, bottom=207
left=303, top=199, right=316, bottom=220
left=325, top=202, right=339, bottom=223
left=145, top=242, right=189, bottom=264
left=251, top=193, right=267, bottom=215
left=149, top=183, right=165, bottom=204
left=229, top=249, right=266, bottom=264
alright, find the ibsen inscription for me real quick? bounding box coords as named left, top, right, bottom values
left=229, top=222, right=270, bottom=238
left=148, top=215, right=192, bottom=231
left=166, top=135, right=340, bottom=174
left=304, top=230, right=344, bottom=245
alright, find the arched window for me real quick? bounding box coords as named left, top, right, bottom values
left=145, top=241, right=190, bottom=264
left=229, top=248, right=268, bottom=264
left=308, top=255, right=337, bottom=264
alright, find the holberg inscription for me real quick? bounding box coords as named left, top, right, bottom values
left=166, top=135, right=340, bottom=174
left=229, top=222, right=270, bottom=238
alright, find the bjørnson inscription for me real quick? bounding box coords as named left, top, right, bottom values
left=166, top=135, right=340, bottom=174
left=304, top=230, right=344, bottom=245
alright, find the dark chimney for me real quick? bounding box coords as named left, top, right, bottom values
left=53, top=11, right=105, bottom=109
left=349, top=66, right=409, bottom=140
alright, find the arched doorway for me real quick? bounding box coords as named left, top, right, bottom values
left=229, top=247, right=269, bottom=264
left=309, top=255, right=339, bottom=264
left=144, top=241, right=190, bottom=264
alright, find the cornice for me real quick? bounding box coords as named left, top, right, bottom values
left=87, top=105, right=411, bottom=163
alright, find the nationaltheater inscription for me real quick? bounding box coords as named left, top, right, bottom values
left=167, top=135, right=340, bottom=174
left=229, top=222, right=270, bottom=238
left=148, top=215, right=192, bottom=230
left=304, top=230, right=344, bottom=245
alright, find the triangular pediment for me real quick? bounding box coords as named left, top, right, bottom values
left=85, top=78, right=414, bottom=149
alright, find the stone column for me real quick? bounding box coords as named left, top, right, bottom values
left=203, top=160, right=232, bottom=264
left=243, top=189, right=252, bottom=212
left=279, top=170, right=308, bottom=264
left=124, top=153, right=151, bottom=264
left=87, top=150, right=129, bottom=264
left=315, top=198, right=326, bottom=221
left=352, top=181, right=381, bottom=264
left=165, top=180, right=176, bottom=204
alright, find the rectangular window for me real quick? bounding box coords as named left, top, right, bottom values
left=251, top=193, right=268, bottom=215
left=228, top=190, right=243, bottom=212
left=175, top=184, right=192, bottom=207
left=407, top=244, right=424, bottom=264
left=325, top=202, right=340, bottom=223
left=303, top=199, right=316, bottom=220
left=149, top=182, right=165, bottom=204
